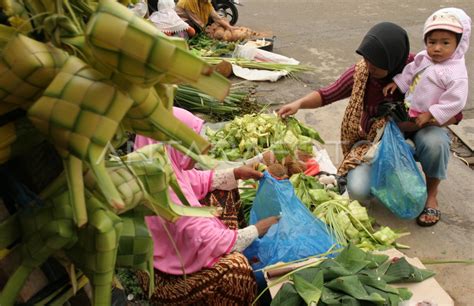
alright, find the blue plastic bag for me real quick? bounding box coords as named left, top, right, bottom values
left=370, top=119, right=427, bottom=219
left=244, top=171, right=336, bottom=270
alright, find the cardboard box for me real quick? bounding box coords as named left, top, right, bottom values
left=264, top=248, right=453, bottom=306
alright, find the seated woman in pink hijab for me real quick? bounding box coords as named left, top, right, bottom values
left=134, top=107, right=279, bottom=305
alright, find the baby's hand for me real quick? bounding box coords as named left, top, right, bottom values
left=415, top=112, right=434, bottom=128
left=383, top=82, right=398, bottom=97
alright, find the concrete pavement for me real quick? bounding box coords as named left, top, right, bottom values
left=237, top=1, right=474, bottom=304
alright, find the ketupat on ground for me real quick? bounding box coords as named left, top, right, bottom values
left=238, top=0, right=474, bottom=305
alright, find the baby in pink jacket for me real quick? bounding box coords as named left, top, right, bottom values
left=384, top=8, right=471, bottom=127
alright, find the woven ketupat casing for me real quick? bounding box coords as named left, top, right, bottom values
left=155, top=83, right=175, bottom=111
left=66, top=193, right=123, bottom=306
left=133, top=152, right=170, bottom=196
left=116, top=214, right=153, bottom=268
left=116, top=213, right=155, bottom=297
left=19, top=191, right=78, bottom=265
left=28, top=55, right=133, bottom=223
left=84, top=166, right=144, bottom=214
left=108, top=167, right=144, bottom=212
left=27, top=56, right=134, bottom=159
left=0, top=32, right=68, bottom=108
left=0, top=190, right=78, bottom=306
left=124, top=85, right=210, bottom=156
left=86, top=1, right=202, bottom=86
left=85, top=0, right=230, bottom=102
left=117, top=145, right=180, bottom=221
left=0, top=122, right=16, bottom=164
left=116, top=144, right=217, bottom=220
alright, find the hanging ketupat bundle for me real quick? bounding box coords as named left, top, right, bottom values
left=0, top=26, right=69, bottom=164
left=0, top=26, right=69, bottom=108
left=65, top=191, right=124, bottom=306
left=84, top=166, right=145, bottom=214
left=121, top=83, right=211, bottom=158
left=82, top=1, right=230, bottom=158
left=0, top=190, right=78, bottom=306
left=85, top=0, right=229, bottom=100
left=104, top=143, right=217, bottom=221
left=115, top=212, right=155, bottom=297
left=28, top=56, right=135, bottom=226
left=0, top=145, right=218, bottom=306
left=0, top=0, right=231, bottom=305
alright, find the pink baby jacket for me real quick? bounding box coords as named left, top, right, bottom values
left=393, top=8, right=471, bottom=125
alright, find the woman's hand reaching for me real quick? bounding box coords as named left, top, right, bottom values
left=254, top=216, right=280, bottom=237
left=277, top=91, right=323, bottom=118
left=233, top=165, right=264, bottom=181
left=277, top=101, right=301, bottom=118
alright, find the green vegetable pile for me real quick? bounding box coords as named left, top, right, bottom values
left=188, top=32, right=236, bottom=57
left=206, top=114, right=324, bottom=161
left=290, top=173, right=409, bottom=251
left=270, top=244, right=435, bottom=306
left=290, top=173, right=335, bottom=206
left=312, top=193, right=409, bottom=251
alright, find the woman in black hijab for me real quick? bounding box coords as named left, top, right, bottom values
left=278, top=22, right=461, bottom=227
left=356, top=22, right=410, bottom=81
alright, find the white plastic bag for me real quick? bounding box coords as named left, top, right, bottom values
left=312, top=148, right=337, bottom=174
left=231, top=64, right=288, bottom=82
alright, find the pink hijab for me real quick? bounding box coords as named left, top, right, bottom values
left=135, top=107, right=237, bottom=275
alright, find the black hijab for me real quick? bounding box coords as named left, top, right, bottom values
left=356, top=22, right=410, bottom=80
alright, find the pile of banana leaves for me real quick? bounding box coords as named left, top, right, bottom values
left=206, top=114, right=324, bottom=161
left=269, top=244, right=435, bottom=306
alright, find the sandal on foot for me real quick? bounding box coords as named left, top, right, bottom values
left=416, top=207, right=441, bottom=227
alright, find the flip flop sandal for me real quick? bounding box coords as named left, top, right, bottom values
left=416, top=207, right=441, bottom=227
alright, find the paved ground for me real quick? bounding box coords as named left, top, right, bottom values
left=237, top=1, right=474, bottom=305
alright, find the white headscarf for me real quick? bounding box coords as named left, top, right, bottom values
left=149, top=0, right=190, bottom=33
